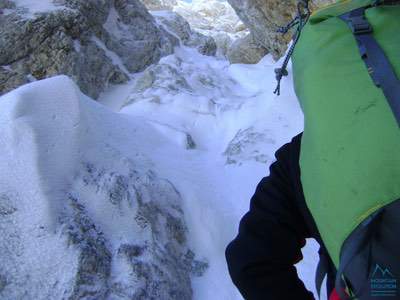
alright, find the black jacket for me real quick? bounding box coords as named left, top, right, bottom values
left=225, top=134, right=335, bottom=300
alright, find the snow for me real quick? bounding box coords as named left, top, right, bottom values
left=171, top=0, right=248, bottom=58
left=174, top=0, right=247, bottom=37
left=0, top=77, right=83, bottom=298
left=0, top=76, right=199, bottom=298
left=98, top=45, right=321, bottom=299
left=0, top=59, right=321, bottom=299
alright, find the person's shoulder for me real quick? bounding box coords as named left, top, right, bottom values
left=275, top=132, right=303, bottom=162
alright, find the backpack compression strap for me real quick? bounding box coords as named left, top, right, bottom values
left=339, top=5, right=400, bottom=127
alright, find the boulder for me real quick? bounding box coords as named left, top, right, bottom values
left=100, top=0, right=179, bottom=73
left=227, top=33, right=268, bottom=64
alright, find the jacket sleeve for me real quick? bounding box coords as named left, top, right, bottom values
left=225, top=135, right=314, bottom=300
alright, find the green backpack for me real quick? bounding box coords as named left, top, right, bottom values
left=280, top=0, right=400, bottom=298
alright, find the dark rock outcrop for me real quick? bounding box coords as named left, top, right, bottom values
left=0, top=0, right=178, bottom=98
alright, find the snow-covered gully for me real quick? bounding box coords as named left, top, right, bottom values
left=0, top=0, right=322, bottom=299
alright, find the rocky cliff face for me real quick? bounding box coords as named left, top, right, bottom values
left=0, top=0, right=172, bottom=98
left=227, top=0, right=334, bottom=59
left=0, top=0, right=215, bottom=99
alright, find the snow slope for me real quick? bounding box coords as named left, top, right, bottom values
left=0, top=48, right=322, bottom=299
left=0, top=76, right=207, bottom=299
left=99, top=45, right=322, bottom=299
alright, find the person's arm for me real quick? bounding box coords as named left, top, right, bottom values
left=225, top=135, right=314, bottom=300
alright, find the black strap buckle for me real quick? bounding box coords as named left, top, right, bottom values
left=350, top=16, right=373, bottom=35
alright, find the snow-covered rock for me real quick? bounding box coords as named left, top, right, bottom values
left=120, top=47, right=244, bottom=113
left=0, top=76, right=206, bottom=299
left=153, top=11, right=217, bottom=56
left=174, top=0, right=245, bottom=35
left=100, top=0, right=178, bottom=73
left=173, top=0, right=248, bottom=58
left=0, top=0, right=178, bottom=98
left=224, top=127, right=275, bottom=165
left=141, top=0, right=177, bottom=10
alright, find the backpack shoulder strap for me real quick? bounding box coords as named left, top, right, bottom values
left=339, top=5, right=400, bottom=126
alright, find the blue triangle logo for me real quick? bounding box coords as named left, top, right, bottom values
left=372, top=264, right=395, bottom=278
